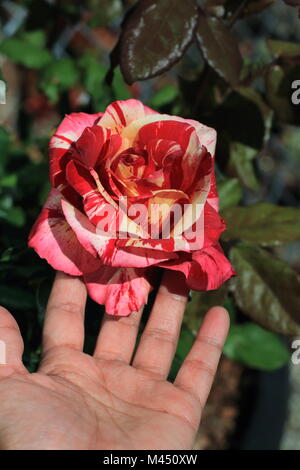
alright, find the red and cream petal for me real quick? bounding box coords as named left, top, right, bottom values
left=178, top=201, right=225, bottom=251
left=65, top=159, right=97, bottom=198
left=120, top=111, right=217, bottom=157
left=50, top=112, right=103, bottom=186
left=61, top=198, right=177, bottom=268
left=146, top=139, right=182, bottom=168
left=206, top=169, right=219, bottom=211
left=137, top=120, right=197, bottom=156
left=65, top=160, right=114, bottom=237
left=84, top=267, right=152, bottom=316
left=98, top=99, right=157, bottom=134
left=65, top=159, right=153, bottom=246
left=117, top=200, right=226, bottom=253
left=146, top=189, right=190, bottom=237
left=74, top=125, right=115, bottom=168
left=117, top=236, right=188, bottom=253
left=182, top=117, right=219, bottom=210
left=202, top=200, right=226, bottom=247
left=159, top=244, right=235, bottom=291
left=137, top=120, right=212, bottom=198
left=90, top=168, right=154, bottom=239
left=28, top=189, right=100, bottom=276
left=169, top=116, right=217, bottom=157
left=172, top=174, right=212, bottom=244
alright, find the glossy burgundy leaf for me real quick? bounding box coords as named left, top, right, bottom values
left=222, top=203, right=300, bottom=245
left=241, top=0, right=275, bottom=16
left=196, top=9, right=242, bottom=86
left=282, top=0, right=300, bottom=5
left=119, top=0, right=199, bottom=84
left=204, top=0, right=275, bottom=17
left=230, top=244, right=300, bottom=335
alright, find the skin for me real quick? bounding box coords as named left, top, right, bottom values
left=0, top=270, right=229, bottom=450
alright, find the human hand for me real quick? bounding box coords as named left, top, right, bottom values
left=0, top=271, right=229, bottom=450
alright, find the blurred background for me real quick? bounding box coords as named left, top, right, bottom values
left=0, top=0, right=300, bottom=450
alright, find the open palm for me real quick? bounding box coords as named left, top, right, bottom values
left=0, top=271, right=229, bottom=450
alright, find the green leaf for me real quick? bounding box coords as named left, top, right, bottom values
left=38, top=181, right=51, bottom=206
left=218, top=178, right=243, bottom=210
left=0, top=247, right=14, bottom=262
left=0, top=33, right=52, bottom=69
left=0, top=285, right=35, bottom=310
left=227, top=141, right=258, bottom=190
left=223, top=323, right=289, bottom=370
left=0, top=174, right=17, bottom=188
left=1, top=206, right=25, bottom=227
left=267, top=39, right=300, bottom=59
left=79, top=55, right=131, bottom=107
left=40, top=59, right=79, bottom=103
left=176, top=325, right=195, bottom=361
left=40, top=82, right=58, bottom=103
left=79, top=54, right=108, bottom=106
left=0, top=195, right=12, bottom=211
left=119, top=0, right=199, bottom=84
left=149, top=85, right=178, bottom=108
left=184, top=285, right=228, bottom=333
left=222, top=203, right=300, bottom=245
left=22, top=30, right=47, bottom=48
left=223, top=296, right=237, bottom=324
left=112, top=68, right=132, bottom=100
left=266, top=65, right=291, bottom=120
left=0, top=127, right=10, bottom=172
left=169, top=325, right=195, bottom=380
left=196, top=10, right=242, bottom=86
left=230, top=244, right=300, bottom=335
left=87, top=0, right=122, bottom=27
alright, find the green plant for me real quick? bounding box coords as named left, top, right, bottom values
left=1, top=0, right=300, bottom=372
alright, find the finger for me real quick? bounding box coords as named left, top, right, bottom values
left=40, top=271, right=87, bottom=357
left=94, top=308, right=143, bottom=363
left=175, top=306, right=229, bottom=410
left=132, top=270, right=189, bottom=378
left=0, top=307, right=27, bottom=376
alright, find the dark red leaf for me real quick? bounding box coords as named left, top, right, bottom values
left=196, top=10, right=242, bottom=86
left=282, top=0, right=300, bottom=5
left=119, top=0, right=199, bottom=84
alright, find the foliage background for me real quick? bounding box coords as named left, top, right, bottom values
left=0, top=0, right=300, bottom=379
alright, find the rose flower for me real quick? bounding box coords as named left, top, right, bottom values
left=28, top=99, right=235, bottom=316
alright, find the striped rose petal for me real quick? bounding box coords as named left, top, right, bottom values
left=29, top=99, right=234, bottom=316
